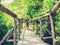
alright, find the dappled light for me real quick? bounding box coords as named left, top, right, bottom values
left=1, top=0, right=13, bottom=4
left=0, top=0, right=60, bottom=45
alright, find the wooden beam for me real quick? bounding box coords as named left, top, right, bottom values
left=33, top=0, right=60, bottom=21
left=0, top=28, right=14, bottom=45
left=6, top=39, right=18, bottom=42
left=46, top=29, right=52, bottom=35
left=0, top=18, right=22, bottom=45
left=49, top=15, right=55, bottom=45
left=0, top=5, right=18, bottom=19
left=50, top=0, right=60, bottom=15
left=13, top=18, right=17, bottom=45
left=42, top=36, right=52, bottom=39
left=17, top=19, right=21, bottom=40
left=6, top=31, right=13, bottom=41
left=33, top=13, right=49, bottom=20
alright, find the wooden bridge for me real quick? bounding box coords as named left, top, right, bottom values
left=0, top=0, right=60, bottom=45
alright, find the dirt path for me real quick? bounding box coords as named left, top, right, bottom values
left=17, top=29, right=50, bottom=45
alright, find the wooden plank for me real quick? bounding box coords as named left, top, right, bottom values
left=42, top=36, right=52, bottom=39
left=0, top=28, right=14, bottom=45
left=0, top=18, right=22, bottom=45
left=13, top=18, right=17, bottom=45
left=6, top=39, right=14, bottom=42
left=46, top=29, right=52, bottom=35
left=6, top=39, right=18, bottom=42
left=49, top=15, right=55, bottom=45
left=0, top=5, right=18, bottom=19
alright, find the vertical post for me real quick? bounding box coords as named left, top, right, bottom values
left=17, top=19, right=21, bottom=40
left=26, top=19, right=29, bottom=30
left=39, top=19, right=43, bottom=38
left=23, top=18, right=24, bottom=28
left=13, top=18, right=17, bottom=45
left=21, top=18, right=23, bottom=29
left=49, top=15, right=55, bottom=45
left=33, top=21, right=35, bottom=30
left=35, top=20, right=37, bottom=31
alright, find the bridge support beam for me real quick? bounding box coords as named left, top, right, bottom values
left=39, top=19, right=43, bottom=38
left=49, top=15, right=55, bottom=45
left=13, top=18, right=17, bottom=45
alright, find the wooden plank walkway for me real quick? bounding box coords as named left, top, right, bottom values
left=17, top=28, right=50, bottom=45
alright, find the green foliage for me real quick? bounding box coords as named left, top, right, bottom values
left=0, top=11, right=13, bottom=45
left=56, top=36, right=60, bottom=42
left=0, top=11, right=8, bottom=45
left=54, top=9, right=60, bottom=35
left=27, top=0, right=43, bottom=18
left=0, top=0, right=60, bottom=44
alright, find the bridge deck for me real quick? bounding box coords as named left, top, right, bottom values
left=17, top=28, right=50, bottom=45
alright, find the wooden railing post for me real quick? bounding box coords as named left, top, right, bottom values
left=49, top=15, right=55, bottom=45
left=39, top=19, right=43, bottom=38
left=26, top=19, right=29, bottom=30
left=21, top=18, right=23, bottom=29
left=17, top=19, right=21, bottom=40
left=35, top=20, right=37, bottom=31
left=13, top=18, right=17, bottom=45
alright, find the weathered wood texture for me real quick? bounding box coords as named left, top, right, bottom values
left=39, top=19, right=43, bottom=38
left=17, top=19, right=21, bottom=40
left=13, top=18, right=17, bottom=45
left=42, top=36, right=52, bottom=39
left=0, top=28, right=14, bottom=45
left=33, top=0, right=60, bottom=20
left=33, top=13, right=49, bottom=20
left=0, top=0, right=60, bottom=45
left=49, top=15, right=55, bottom=45
left=0, top=5, right=18, bottom=19
left=6, top=39, right=18, bottom=42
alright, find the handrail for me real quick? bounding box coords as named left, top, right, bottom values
left=33, top=0, right=60, bottom=21
left=50, top=0, right=60, bottom=15
left=33, top=13, right=50, bottom=20
left=0, top=0, right=60, bottom=45
left=0, top=18, right=23, bottom=45
left=0, top=4, right=18, bottom=19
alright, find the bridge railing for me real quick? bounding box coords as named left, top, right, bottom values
left=33, top=1, right=60, bottom=45
left=0, top=0, right=60, bottom=45
left=0, top=3, right=22, bottom=45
